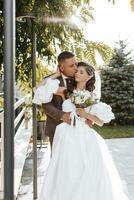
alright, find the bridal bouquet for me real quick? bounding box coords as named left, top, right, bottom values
left=69, top=89, right=99, bottom=108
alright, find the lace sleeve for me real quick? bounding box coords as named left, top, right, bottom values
left=32, top=78, right=60, bottom=105
left=85, top=102, right=115, bottom=123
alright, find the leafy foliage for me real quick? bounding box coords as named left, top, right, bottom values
left=74, top=40, right=112, bottom=67
left=0, top=0, right=112, bottom=85
left=17, top=57, right=52, bottom=95
left=101, top=40, right=134, bottom=125
left=15, top=0, right=94, bottom=82
left=17, top=57, right=52, bottom=120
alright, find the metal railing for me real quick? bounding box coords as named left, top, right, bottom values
left=3, top=1, right=37, bottom=199
left=0, top=95, right=32, bottom=199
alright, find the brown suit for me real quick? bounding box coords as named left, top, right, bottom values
left=43, top=76, right=75, bottom=146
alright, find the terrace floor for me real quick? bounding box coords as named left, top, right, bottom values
left=17, top=138, right=134, bottom=200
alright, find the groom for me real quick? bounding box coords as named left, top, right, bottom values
left=43, top=51, right=78, bottom=147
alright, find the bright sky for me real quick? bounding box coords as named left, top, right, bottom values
left=84, top=0, right=134, bottom=51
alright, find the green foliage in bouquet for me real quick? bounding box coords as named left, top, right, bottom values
left=69, top=90, right=99, bottom=108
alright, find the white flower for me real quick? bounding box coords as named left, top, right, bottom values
left=73, top=90, right=78, bottom=94
left=69, top=89, right=99, bottom=108
left=75, top=96, right=81, bottom=104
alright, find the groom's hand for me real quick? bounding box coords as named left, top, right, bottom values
left=61, top=112, right=71, bottom=125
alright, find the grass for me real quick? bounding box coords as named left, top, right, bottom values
left=93, top=125, right=134, bottom=139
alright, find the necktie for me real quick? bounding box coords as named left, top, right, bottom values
left=66, top=78, right=75, bottom=92
left=66, top=78, right=72, bottom=86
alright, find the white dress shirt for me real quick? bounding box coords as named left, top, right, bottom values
left=61, top=74, right=69, bottom=88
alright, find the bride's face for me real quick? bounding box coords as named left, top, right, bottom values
left=75, top=66, right=91, bottom=83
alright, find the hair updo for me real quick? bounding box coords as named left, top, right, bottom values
left=77, top=62, right=95, bottom=92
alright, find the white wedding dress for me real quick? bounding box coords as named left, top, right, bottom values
left=33, top=79, right=130, bottom=200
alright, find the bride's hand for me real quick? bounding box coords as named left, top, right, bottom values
left=77, top=108, right=104, bottom=127
left=76, top=108, right=87, bottom=118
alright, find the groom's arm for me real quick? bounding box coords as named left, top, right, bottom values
left=43, top=102, right=64, bottom=122
left=43, top=102, right=71, bottom=124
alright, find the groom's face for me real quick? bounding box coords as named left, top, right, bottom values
left=59, top=57, right=77, bottom=77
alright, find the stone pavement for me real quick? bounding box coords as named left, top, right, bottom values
left=17, top=138, right=134, bottom=200
left=17, top=143, right=51, bottom=200
left=106, top=138, right=134, bottom=200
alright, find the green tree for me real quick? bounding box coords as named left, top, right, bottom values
left=101, top=40, right=134, bottom=125
left=108, top=40, right=134, bottom=68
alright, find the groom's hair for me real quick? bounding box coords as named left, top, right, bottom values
left=58, top=51, right=75, bottom=64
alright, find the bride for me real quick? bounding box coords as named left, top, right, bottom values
left=33, top=62, right=130, bottom=200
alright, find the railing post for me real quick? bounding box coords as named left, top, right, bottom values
left=4, top=0, right=15, bottom=199
left=32, top=20, right=37, bottom=199
left=0, top=112, right=4, bottom=192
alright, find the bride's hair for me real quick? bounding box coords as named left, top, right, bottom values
left=64, top=62, right=95, bottom=99
left=77, top=62, right=95, bottom=92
